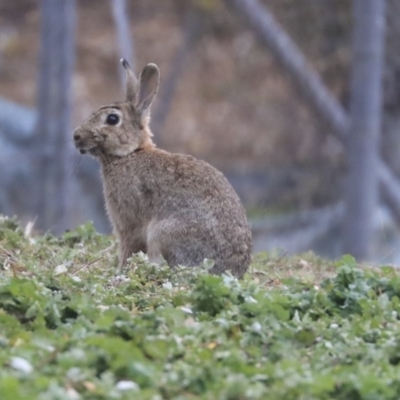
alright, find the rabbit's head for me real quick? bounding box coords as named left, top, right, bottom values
left=74, top=60, right=160, bottom=157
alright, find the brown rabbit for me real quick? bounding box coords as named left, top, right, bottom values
left=73, top=60, right=252, bottom=278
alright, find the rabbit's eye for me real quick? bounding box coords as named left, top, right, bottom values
left=106, top=113, right=120, bottom=125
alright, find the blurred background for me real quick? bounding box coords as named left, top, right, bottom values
left=1, top=0, right=399, bottom=263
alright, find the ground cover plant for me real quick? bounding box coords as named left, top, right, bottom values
left=1, top=215, right=400, bottom=399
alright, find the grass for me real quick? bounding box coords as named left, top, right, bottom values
left=1, top=215, right=400, bottom=399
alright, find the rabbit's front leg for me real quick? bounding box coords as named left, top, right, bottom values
left=118, top=232, right=147, bottom=267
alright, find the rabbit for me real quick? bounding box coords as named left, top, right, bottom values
left=73, top=59, right=252, bottom=278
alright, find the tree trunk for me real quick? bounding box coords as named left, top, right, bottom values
left=343, top=0, right=385, bottom=259
left=35, top=0, right=75, bottom=233
left=381, top=0, right=400, bottom=175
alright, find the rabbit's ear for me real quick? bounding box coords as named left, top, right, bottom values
left=137, top=63, right=160, bottom=117
left=121, top=58, right=138, bottom=103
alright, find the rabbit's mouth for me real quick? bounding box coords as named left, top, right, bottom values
left=80, top=146, right=102, bottom=156
left=74, top=128, right=102, bottom=156
left=88, top=146, right=102, bottom=156
left=77, top=145, right=101, bottom=156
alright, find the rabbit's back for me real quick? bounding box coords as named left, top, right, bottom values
left=102, top=149, right=252, bottom=277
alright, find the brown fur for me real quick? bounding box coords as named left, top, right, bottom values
left=73, top=60, right=252, bottom=278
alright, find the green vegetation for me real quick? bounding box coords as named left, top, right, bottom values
left=0, top=216, right=400, bottom=399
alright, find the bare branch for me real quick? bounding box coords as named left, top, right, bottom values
left=111, top=0, right=135, bottom=89
left=0, top=98, right=36, bottom=145
left=224, top=0, right=349, bottom=136
left=252, top=203, right=344, bottom=255
left=151, top=11, right=202, bottom=142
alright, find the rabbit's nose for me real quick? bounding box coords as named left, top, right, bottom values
left=73, top=132, right=81, bottom=141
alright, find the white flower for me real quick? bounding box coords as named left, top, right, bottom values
left=116, top=380, right=139, bottom=391
left=54, top=264, right=68, bottom=276
left=9, top=357, right=33, bottom=374
left=162, top=282, right=173, bottom=290
left=181, top=306, right=193, bottom=314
